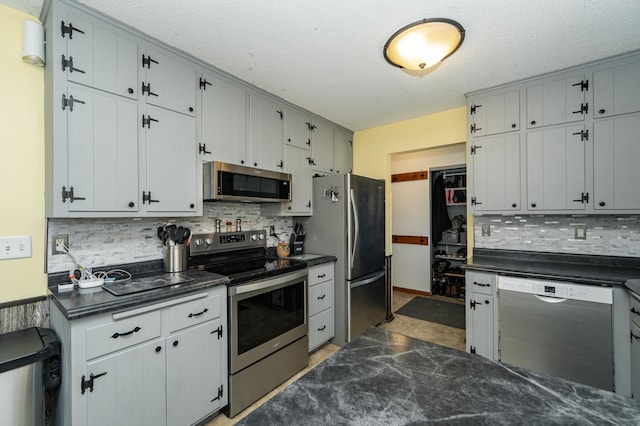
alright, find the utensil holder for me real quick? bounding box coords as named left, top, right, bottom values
left=163, top=244, right=188, bottom=272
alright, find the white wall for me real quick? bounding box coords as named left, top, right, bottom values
left=390, top=144, right=466, bottom=293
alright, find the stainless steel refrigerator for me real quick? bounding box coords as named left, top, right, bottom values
left=301, top=174, right=386, bottom=346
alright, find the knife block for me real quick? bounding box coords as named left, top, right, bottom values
left=289, top=233, right=305, bottom=255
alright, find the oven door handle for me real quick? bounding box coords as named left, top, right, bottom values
left=230, top=269, right=308, bottom=296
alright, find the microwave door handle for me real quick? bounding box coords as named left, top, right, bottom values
left=350, top=188, right=359, bottom=267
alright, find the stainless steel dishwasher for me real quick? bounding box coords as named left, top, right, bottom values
left=498, top=276, right=613, bottom=391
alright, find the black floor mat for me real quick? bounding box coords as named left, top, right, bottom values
left=395, top=297, right=465, bottom=329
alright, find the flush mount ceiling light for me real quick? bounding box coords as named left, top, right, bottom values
left=383, top=18, right=465, bottom=71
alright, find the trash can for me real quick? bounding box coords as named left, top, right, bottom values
left=0, top=327, right=61, bottom=426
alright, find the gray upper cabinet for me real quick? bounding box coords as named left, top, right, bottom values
left=469, top=134, right=521, bottom=212
left=199, top=74, right=247, bottom=165
left=593, top=115, right=640, bottom=210
left=248, top=93, right=284, bottom=171
left=60, top=10, right=138, bottom=100
left=310, top=120, right=335, bottom=174
left=526, top=124, right=586, bottom=211
left=285, top=108, right=312, bottom=150
left=469, top=90, right=520, bottom=137
left=142, top=48, right=197, bottom=116
left=468, top=51, right=640, bottom=215
left=593, top=61, right=640, bottom=118
left=334, top=129, right=353, bottom=175
left=526, top=75, right=587, bottom=128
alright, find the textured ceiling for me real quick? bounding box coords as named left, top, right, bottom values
left=4, top=0, right=640, bottom=131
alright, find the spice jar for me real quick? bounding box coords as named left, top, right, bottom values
left=236, top=218, right=242, bottom=232
left=226, top=221, right=233, bottom=232
left=215, top=219, right=221, bottom=233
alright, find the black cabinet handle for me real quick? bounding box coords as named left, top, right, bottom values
left=473, top=282, right=490, bottom=287
left=317, top=274, right=326, bottom=278
left=188, top=308, right=208, bottom=318
left=111, top=326, right=141, bottom=339
left=318, top=325, right=327, bottom=331
left=317, top=294, right=326, bottom=300
left=189, top=107, right=194, bottom=112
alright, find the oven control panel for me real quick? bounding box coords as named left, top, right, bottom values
left=190, top=230, right=266, bottom=254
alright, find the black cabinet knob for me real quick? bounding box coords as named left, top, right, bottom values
left=240, top=160, right=244, bottom=164
left=512, top=203, right=517, bottom=208
left=128, top=88, right=134, bottom=94
left=288, top=206, right=292, bottom=210
left=189, top=203, right=195, bottom=209
left=254, top=162, right=257, bottom=166
left=530, top=120, right=536, bottom=125
left=531, top=203, right=537, bottom=208
left=599, top=201, right=605, bottom=206
left=189, top=107, right=194, bottom=112
left=511, top=123, right=517, bottom=128
left=173, top=341, right=179, bottom=347
left=128, top=202, right=135, bottom=208
left=155, top=346, right=162, bottom=353
left=599, top=109, right=605, bottom=114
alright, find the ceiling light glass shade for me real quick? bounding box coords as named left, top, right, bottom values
left=384, top=19, right=465, bottom=71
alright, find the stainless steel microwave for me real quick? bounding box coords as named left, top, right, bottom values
left=203, top=161, right=292, bottom=203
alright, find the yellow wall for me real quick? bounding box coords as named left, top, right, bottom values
left=0, top=5, right=47, bottom=303
left=352, top=107, right=468, bottom=253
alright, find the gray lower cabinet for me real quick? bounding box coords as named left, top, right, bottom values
left=465, top=271, right=498, bottom=361
left=630, top=293, right=640, bottom=399
left=308, top=262, right=335, bottom=351
left=50, top=287, right=227, bottom=426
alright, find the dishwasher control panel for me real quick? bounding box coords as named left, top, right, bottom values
left=498, top=276, right=612, bottom=304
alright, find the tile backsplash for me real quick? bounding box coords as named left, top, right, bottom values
left=474, top=215, right=640, bottom=258
left=47, top=203, right=293, bottom=273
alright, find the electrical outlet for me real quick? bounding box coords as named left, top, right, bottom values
left=481, top=224, right=491, bottom=237
left=269, top=226, right=276, bottom=236
left=574, top=225, right=587, bottom=240
left=52, top=234, right=69, bottom=254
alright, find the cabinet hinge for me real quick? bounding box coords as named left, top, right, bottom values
left=470, top=345, right=476, bottom=354
left=141, top=115, right=159, bottom=128
left=61, top=55, right=85, bottom=74
left=141, top=82, right=158, bottom=97
left=142, top=191, right=159, bottom=204
left=470, top=124, right=482, bottom=134
left=80, top=372, right=107, bottom=394
left=61, top=186, right=86, bottom=203
left=199, top=78, right=212, bottom=90
left=470, top=145, right=482, bottom=155
left=572, top=103, right=589, bottom=115
left=61, top=94, right=85, bottom=112
left=60, top=20, right=85, bottom=39
left=470, top=299, right=478, bottom=310
left=198, top=143, right=211, bottom=155
left=141, top=54, right=158, bottom=69
left=211, top=385, right=224, bottom=402
left=630, top=331, right=640, bottom=342
left=470, top=104, right=481, bottom=115
left=305, top=122, right=316, bottom=131
left=572, top=192, right=590, bottom=204
left=211, top=325, right=223, bottom=339
left=572, top=79, right=589, bottom=92
left=470, top=197, right=482, bottom=206
left=276, top=110, right=283, bottom=120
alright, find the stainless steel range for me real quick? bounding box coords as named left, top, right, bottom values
left=189, top=230, right=309, bottom=418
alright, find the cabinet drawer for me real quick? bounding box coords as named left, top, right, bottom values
left=308, top=280, right=333, bottom=317
left=86, top=310, right=161, bottom=360
left=308, top=263, right=334, bottom=286
left=309, top=308, right=334, bottom=351
left=466, top=271, right=496, bottom=296
left=631, top=292, right=640, bottom=328
left=169, top=293, right=222, bottom=333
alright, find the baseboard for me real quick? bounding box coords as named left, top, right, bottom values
left=393, top=286, right=431, bottom=297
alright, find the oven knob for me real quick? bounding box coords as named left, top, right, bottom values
left=205, top=238, right=213, bottom=245
left=258, top=234, right=265, bottom=240
left=194, top=239, right=203, bottom=247
left=251, top=234, right=258, bottom=241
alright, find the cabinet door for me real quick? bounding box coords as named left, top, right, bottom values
left=469, top=134, right=520, bottom=212
left=66, top=86, right=139, bottom=212
left=526, top=75, right=586, bottom=128
left=85, top=338, right=166, bottom=426
left=594, top=61, right=640, bottom=118
left=248, top=93, right=284, bottom=171
left=593, top=115, right=640, bottom=210
left=283, top=144, right=313, bottom=215
left=469, top=90, right=520, bottom=137
left=200, top=74, right=247, bottom=164
left=632, top=322, right=640, bottom=399
left=63, top=12, right=138, bottom=99
left=144, top=106, right=198, bottom=213
left=143, top=48, right=196, bottom=116
left=526, top=125, right=586, bottom=211
left=166, top=320, right=224, bottom=426
left=285, top=108, right=312, bottom=150
left=311, top=121, right=335, bottom=173
left=465, top=272, right=497, bottom=360
left=334, top=130, right=353, bottom=174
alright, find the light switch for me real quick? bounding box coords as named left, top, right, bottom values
left=0, top=236, right=32, bottom=260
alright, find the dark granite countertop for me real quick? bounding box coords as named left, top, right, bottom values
left=237, top=327, right=640, bottom=425
left=464, top=248, right=640, bottom=287
left=285, top=253, right=337, bottom=266
left=48, top=260, right=229, bottom=320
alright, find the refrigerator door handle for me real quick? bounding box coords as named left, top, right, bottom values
left=350, top=270, right=386, bottom=289
left=350, top=188, right=359, bottom=267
